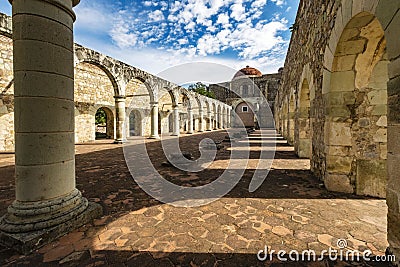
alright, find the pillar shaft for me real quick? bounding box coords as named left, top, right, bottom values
left=227, top=109, right=231, bottom=128
left=207, top=111, right=212, bottom=131
left=187, top=108, right=194, bottom=134
left=172, top=105, right=180, bottom=136
left=149, top=102, right=159, bottom=138
left=0, top=0, right=101, bottom=254
left=114, top=96, right=126, bottom=143
left=199, top=110, right=204, bottom=132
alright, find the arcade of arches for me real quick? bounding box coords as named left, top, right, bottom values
left=275, top=0, right=400, bottom=263
left=0, top=0, right=399, bottom=265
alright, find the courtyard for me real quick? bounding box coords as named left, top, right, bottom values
left=0, top=130, right=388, bottom=266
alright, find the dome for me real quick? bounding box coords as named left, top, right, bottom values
left=233, top=65, right=263, bottom=79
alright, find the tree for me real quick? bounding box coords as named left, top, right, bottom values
left=188, top=82, right=215, bottom=99
left=95, top=108, right=107, bottom=125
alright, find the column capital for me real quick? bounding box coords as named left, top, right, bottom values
left=114, top=95, right=126, bottom=101
left=9, top=0, right=80, bottom=20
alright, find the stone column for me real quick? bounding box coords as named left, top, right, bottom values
left=207, top=110, right=212, bottom=131
left=171, top=105, right=180, bottom=136
left=227, top=109, right=231, bottom=128
left=198, top=109, right=205, bottom=132
left=187, top=108, right=194, bottom=134
left=0, top=0, right=101, bottom=254
left=114, top=96, right=126, bottom=144
left=149, top=102, right=159, bottom=139
left=216, top=111, right=220, bottom=129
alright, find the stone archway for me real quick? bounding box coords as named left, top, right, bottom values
left=287, top=92, right=295, bottom=145
left=95, top=107, right=114, bottom=140
left=323, top=12, right=388, bottom=198
left=234, top=101, right=256, bottom=128
left=296, top=79, right=311, bottom=158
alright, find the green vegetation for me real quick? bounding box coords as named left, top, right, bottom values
left=188, top=82, right=215, bottom=99
left=95, top=108, right=107, bottom=125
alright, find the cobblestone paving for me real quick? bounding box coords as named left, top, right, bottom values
left=0, top=130, right=389, bottom=266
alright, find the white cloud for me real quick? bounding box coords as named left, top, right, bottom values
left=251, top=0, right=267, bottom=8
left=148, top=10, right=165, bottom=22
left=216, top=13, right=230, bottom=26
left=271, top=0, right=286, bottom=6
left=109, top=15, right=138, bottom=48
left=71, top=0, right=293, bottom=76
left=230, top=2, right=246, bottom=21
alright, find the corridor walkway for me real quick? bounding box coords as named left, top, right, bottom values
left=0, top=130, right=388, bottom=266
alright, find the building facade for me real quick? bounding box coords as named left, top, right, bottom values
left=209, top=66, right=281, bottom=128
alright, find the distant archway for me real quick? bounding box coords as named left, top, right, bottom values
left=296, top=79, right=311, bottom=158
left=95, top=107, right=114, bottom=140
left=234, top=101, right=256, bottom=128
left=128, top=110, right=141, bottom=137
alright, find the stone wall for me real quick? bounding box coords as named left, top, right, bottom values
left=0, top=34, right=13, bottom=151
left=275, top=0, right=400, bottom=262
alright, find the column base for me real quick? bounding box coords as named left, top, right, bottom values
left=187, top=132, right=193, bottom=134
left=171, top=134, right=180, bottom=136
left=206, top=129, right=212, bottom=131
left=148, top=135, right=160, bottom=139
left=0, top=202, right=102, bottom=255
left=113, top=139, right=126, bottom=144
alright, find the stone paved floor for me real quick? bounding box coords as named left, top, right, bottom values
left=0, top=130, right=389, bottom=266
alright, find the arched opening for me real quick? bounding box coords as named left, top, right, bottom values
left=74, top=62, right=116, bottom=142
left=128, top=110, right=141, bottom=137
left=125, top=78, right=151, bottom=137
left=296, top=79, right=311, bottom=158
left=95, top=107, right=114, bottom=140
left=234, top=101, right=255, bottom=128
left=324, top=12, right=388, bottom=197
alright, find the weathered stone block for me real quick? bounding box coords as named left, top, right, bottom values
left=373, top=128, right=387, bottom=143
left=356, top=159, right=386, bottom=198
left=376, top=115, right=387, bottom=127
left=326, top=155, right=353, bottom=174
left=324, top=174, right=354, bottom=193
left=371, top=104, right=387, bottom=116
left=333, top=55, right=356, bottom=71
left=335, top=40, right=366, bottom=56
left=297, top=139, right=311, bottom=158
left=330, top=71, right=355, bottom=92
left=326, top=121, right=352, bottom=146
left=326, top=145, right=351, bottom=156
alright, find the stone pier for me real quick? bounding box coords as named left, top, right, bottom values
left=0, top=0, right=101, bottom=254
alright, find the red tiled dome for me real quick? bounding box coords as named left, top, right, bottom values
left=233, top=65, right=263, bottom=79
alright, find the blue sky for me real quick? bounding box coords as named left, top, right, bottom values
left=0, top=0, right=299, bottom=76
